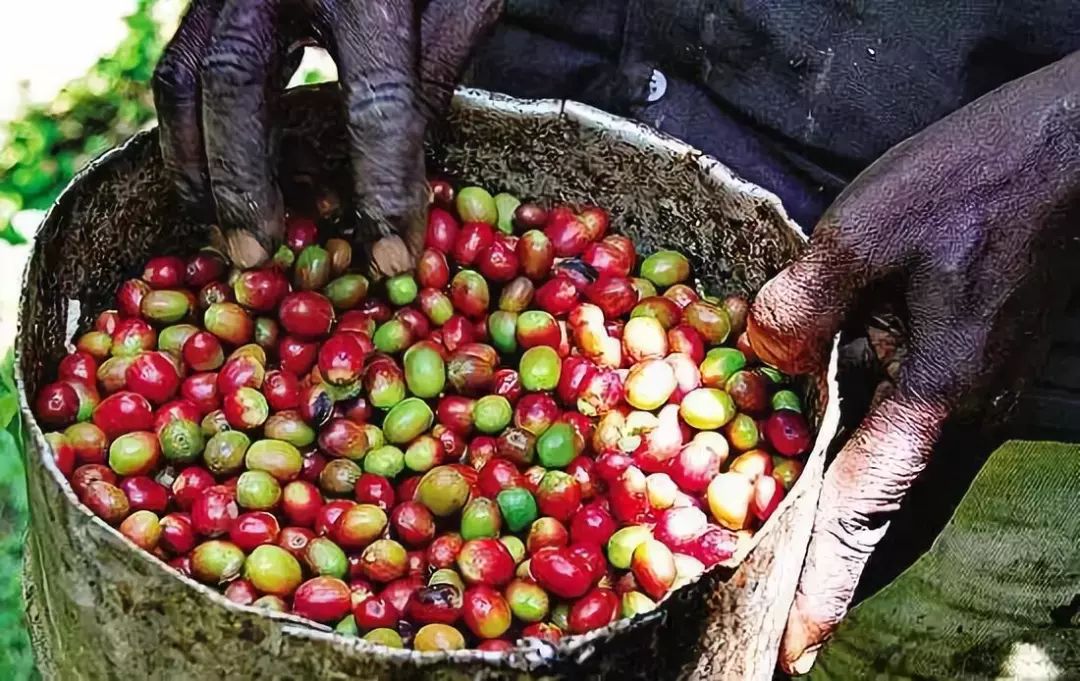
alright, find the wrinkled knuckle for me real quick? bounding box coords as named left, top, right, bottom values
left=212, top=183, right=254, bottom=224
left=201, top=58, right=248, bottom=94
left=153, top=48, right=200, bottom=100
left=372, top=186, right=425, bottom=225
left=798, top=582, right=854, bottom=629
left=415, top=92, right=442, bottom=122
left=357, top=169, right=412, bottom=205
left=746, top=303, right=783, bottom=353
left=173, top=172, right=210, bottom=208
left=1040, top=96, right=1080, bottom=140
left=874, top=400, right=933, bottom=444
left=751, top=270, right=811, bottom=332
left=749, top=264, right=839, bottom=370
left=420, top=53, right=460, bottom=83
left=904, top=329, right=984, bottom=405
left=822, top=510, right=884, bottom=561
left=898, top=366, right=960, bottom=416
left=750, top=276, right=789, bottom=321
left=345, top=81, right=417, bottom=123
left=819, top=396, right=943, bottom=518
left=202, top=38, right=265, bottom=93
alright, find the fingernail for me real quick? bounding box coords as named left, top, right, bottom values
left=225, top=230, right=271, bottom=269
left=369, top=235, right=413, bottom=279
left=208, top=225, right=227, bottom=254
left=745, top=313, right=789, bottom=370
left=790, top=646, right=821, bottom=675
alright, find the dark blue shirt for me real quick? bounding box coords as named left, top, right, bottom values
left=463, top=0, right=1080, bottom=230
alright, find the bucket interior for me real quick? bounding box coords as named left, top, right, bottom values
left=16, top=84, right=835, bottom=680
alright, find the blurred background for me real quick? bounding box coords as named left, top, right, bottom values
left=0, top=2, right=333, bottom=676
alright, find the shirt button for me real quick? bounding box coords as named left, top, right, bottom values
left=647, top=69, right=668, bottom=103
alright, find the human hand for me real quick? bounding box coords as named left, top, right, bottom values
left=152, top=0, right=502, bottom=272
left=747, top=52, right=1080, bottom=674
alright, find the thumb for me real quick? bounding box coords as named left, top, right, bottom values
left=748, top=243, right=865, bottom=375
left=779, top=390, right=949, bottom=674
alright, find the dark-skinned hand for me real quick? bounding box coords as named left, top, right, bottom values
left=152, top=0, right=502, bottom=274
left=747, top=51, right=1080, bottom=674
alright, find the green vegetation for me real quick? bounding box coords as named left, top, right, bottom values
left=0, top=0, right=166, bottom=246
left=0, top=2, right=166, bottom=677
left=811, top=441, right=1080, bottom=679
left=0, top=0, right=338, bottom=248
left=0, top=350, right=29, bottom=679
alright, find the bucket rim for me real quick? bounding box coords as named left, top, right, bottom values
left=15, top=84, right=839, bottom=667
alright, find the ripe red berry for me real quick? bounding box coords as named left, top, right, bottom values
left=125, top=352, right=180, bottom=405
left=93, top=391, right=154, bottom=439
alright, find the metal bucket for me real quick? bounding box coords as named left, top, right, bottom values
left=16, top=85, right=839, bottom=680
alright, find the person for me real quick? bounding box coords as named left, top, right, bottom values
left=151, top=1, right=1080, bottom=674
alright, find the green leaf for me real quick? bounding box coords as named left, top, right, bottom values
left=0, top=417, right=30, bottom=680
left=0, top=349, right=18, bottom=432
left=0, top=0, right=166, bottom=675
left=0, top=224, right=26, bottom=246
left=809, top=441, right=1080, bottom=680
left=0, top=0, right=163, bottom=232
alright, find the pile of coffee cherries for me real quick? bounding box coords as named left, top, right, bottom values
left=34, top=181, right=812, bottom=652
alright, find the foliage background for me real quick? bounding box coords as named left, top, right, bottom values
left=0, top=353, right=31, bottom=680
left=0, top=1, right=161, bottom=246
left=0, top=2, right=166, bottom=677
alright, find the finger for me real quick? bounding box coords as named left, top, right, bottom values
left=747, top=240, right=867, bottom=375
left=780, top=262, right=977, bottom=674
left=152, top=0, right=224, bottom=218
left=778, top=391, right=950, bottom=674
left=330, top=0, right=427, bottom=277
left=746, top=177, right=920, bottom=375
left=201, top=0, right=284, bottom=268
left=417, top=0, right=504, bottom=123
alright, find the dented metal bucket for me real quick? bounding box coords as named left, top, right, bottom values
left=16, top=85, right=839, bottom=680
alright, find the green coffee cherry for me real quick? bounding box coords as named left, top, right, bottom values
left=473, top=395, right=512, bottom=434
left=456, top=186, right=498, bottom=224
left=203, top=430, right=250, bottom=475
left=536, top=422, right=578, bottom=468
left=382, top=398, right=434, bottom=444
left=386, top=274, right=419, bottom=306
left=493, top=193, right=521, bottom=234
left=460, top=497, right=502, bottom=540
left=496, top=487, right=538, bottom=532
left=364, top=445, right=406, bottom=478
left=236, top=470, right=282, bottom=510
